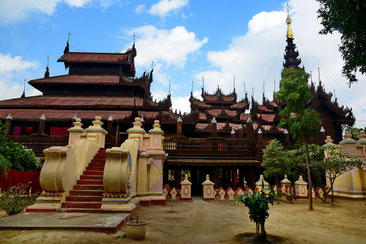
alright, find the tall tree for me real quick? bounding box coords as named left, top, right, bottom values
left=317, top=0, right=366, bottom=85
left=276, top=68, right=321, bottom=210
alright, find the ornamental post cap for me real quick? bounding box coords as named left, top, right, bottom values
left=231, top=128, right=235, bottom=134
left=141, top=116, right=144, bottom=123
left=135, top=117, right=141, bottom=123
left=258, top=128, right=262, bottom=134
left=211, top=117, right=217, bottom=124
left=284, top=129, right=288, bottom=134
left=40, top=114, right=46, bottom=120
left=76, top=118, right=81, bottom=123
left=6, top=113, right=12, bottom=120
left=177, top=117, right=182, bottom=123
left=320, top=126, right=325, bottom=133
left=95, top=116, right=101, bottom=121
left=73, top=114, right=78, bottom=120
left=246, top=117, right=252, bottom=123
left=108, top=115, right=113, bottom=121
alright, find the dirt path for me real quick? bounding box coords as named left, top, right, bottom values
left=0, top=198, right=365, bottom=243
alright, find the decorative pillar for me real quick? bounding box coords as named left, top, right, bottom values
left=340, top=130, right=356, bottom=155
left=202, top=174, right=215, bottom=200
left=257, top=128, right=263, bottom=145
left=255, top=174, right=269, bottom=192
left=246, top=117, right=253, bottom=141
left=147, top=120, right=167, bottom=204
left=232, top=168, right=237, bottom=189
left=107, top=115, right=113, bottom=134
left=231, top=128, right=236, bottom=139
left=177, top=117, right=182, bottom=136
left=180, top=175, right=192, bottom=200
left=284, top=129, right=290, bottom=148
left=211, top=117, right=217, bottom=137
left=238, top=125, right=243, bottom=139
left=39, top=114, right=46, bottom=135
left=295, top=175, right=308, bottom=198
left=319, top=126, right=325, bottom=145
left=127, top=117, right=146, bottom=148
left=280, top=175, right=291, bottom=195
left=67, top=118, right=85, bottom=145
left=136, top=152, right=149, bottom=194
left=5, top=113, right=12, bottom=135
left=85, top=116, right=108, bottom=148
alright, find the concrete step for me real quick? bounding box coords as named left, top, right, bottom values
left=74, top=185, right=104, bottom=190
left=80, top=175, right=103, bottom=180
left=66, top=196, right=103, bottom=202
left=61, top=202, right=102, bottom=209
left=86, top=166, right=104, bottom=171
left=69, top=190, right=104, bottom=196
left=83, top=170, right=103, bottom=176
left=76, top=180, right=103, bottom=185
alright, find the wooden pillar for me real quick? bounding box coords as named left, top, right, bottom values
left=257, top=128, right=263, bottom=145
left=177, top=117, right=182, bottom=136
left=284, top=129, right=290, bottom=148
left=213, top=167, right=219, bottom=189
left=246, top=117, right=253, bottom=141
left=107, top=115, right=113, bottom=134
left=231, top=128, right=236, bottom=138
left=5, top=113, right=12, bottom=135
left=39, top=114, right=46, bottom=135
left=211, top=117, right=217, bottom=137
left=175, top=166, right=181, bottom=189
left=320, top=126, right=325, bottom=144
left=232, top=168, right=237, bottom=190
left=238, top=125, right=243, bottom=139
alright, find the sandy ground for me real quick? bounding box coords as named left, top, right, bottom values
left=0, top=198, right=365, bottom=244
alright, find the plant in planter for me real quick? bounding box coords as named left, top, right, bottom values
left=236, top=186, right=276, bottom=241
left=0, top=184, right=38, bottom=215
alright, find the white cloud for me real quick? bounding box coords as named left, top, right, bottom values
left=0, top=0, right=117, bottom=25
left=0, top=53, right=40, bottom=100
left=64, top=0, right=92, bottom=8
left=194, top=0, right=366, bottom=127
left=148, top=0, right=188, bottom=18
left=0, top=0, right=61, bottom=25
left=135, top=4, right=146, bottom=15
left=130, top=25, right=207, bottom=67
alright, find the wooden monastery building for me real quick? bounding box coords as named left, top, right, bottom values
left=0, top=14, right=355, bottom=195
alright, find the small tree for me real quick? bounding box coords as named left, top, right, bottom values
left=262, top=139, right=292, bottom=188
left=236, top=187, right=275, bottom=241
left=276, top=68, right=322, bottom=210
left=324, top=145, right=363, bottom=206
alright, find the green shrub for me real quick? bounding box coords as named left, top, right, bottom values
left=0, top=184, right=38, bottom=215
left=0, top=121, right=41, bottom=172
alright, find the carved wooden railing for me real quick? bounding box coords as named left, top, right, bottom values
left=163, top=137, right=256, bottom=156
left=6, top=135, right=69, bottom=156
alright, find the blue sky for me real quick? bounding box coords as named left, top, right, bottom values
left=0, top=0, right=365, bottom=128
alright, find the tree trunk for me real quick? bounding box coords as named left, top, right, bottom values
left=256, top=223, right=260, bottom=236
left=260, top=223, right=266, bottom=237
left=303, top=139, right=313, bottom=210
left=331, top=184, right=334, bottom=206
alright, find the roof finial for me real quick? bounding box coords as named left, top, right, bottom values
left=21, top=78, right=26, bottom=98
left=64, top=32, right=70, bottom=54
left=263, top=82, right=265, bottom=96
left=233, top=76, right=236, bottom=92
left=252, top=86, right=254, bottom=98
left=318, top=67, right=321, bottom=83
left=133, top=34, right=135, bottom=45
left=44, top=56, right=50, bottom=78
left=151, top=60, right=154, bottom=70
left=243, top=82, right=247, bottom=95
left=169, top=83, right=171, bottom=96
left=191, top=80, right=194, bottom=95
left=202, top=76, right=205, bottom=92
left=310, top=70, right=313, bottom=83
left=286, top=3, right=293, bottom=39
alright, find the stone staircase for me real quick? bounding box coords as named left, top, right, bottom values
left=60, top=148, right=106, bottom=212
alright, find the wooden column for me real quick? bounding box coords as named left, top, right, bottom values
left=231, top=128, right=236, bottom=138
left=213, top=167, right=219, bottom=189
left=232, top=168, right=237, bottom=190
left=39, top=114, right=46, bottom=135
left=246, top=117, right=253, bottom=141
left=5, top=113, right=12, bottom=135
left=284, top=129, right=290, bottom=148
left=257, top=128, right=263, bottom=145
left=238, top=125, right=243, bottom=139
left=177, top=117, right=182, bottom=136
left=211, top=117, right=217, bottom=137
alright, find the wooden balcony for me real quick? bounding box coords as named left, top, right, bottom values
left=163, top=137, right=257, bottom=157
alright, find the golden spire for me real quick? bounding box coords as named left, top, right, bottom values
left=286, top=4, right=293, bottom=39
